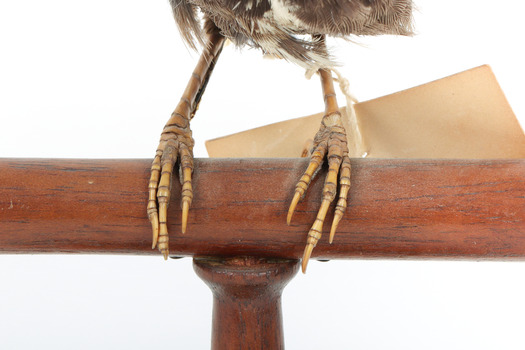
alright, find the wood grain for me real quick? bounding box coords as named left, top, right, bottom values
left=194, top=257, right=299, bottom=350
left=0, top=158, right=523, bottom=260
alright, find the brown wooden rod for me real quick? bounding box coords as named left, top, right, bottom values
left=0, top=158, right=523, bottom=260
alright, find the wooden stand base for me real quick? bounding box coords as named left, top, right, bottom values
left=193, top=257, right=300, bottom=350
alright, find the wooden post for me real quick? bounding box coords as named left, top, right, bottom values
left=193, top=257, right=299, bottom=350
left=1, top=158, right=524, bottom=260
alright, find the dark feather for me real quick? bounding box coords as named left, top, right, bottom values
left=170, top=0, right=414, bottom=68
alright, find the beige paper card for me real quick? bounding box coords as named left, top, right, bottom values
left=206, top=65, right=525, bottom=158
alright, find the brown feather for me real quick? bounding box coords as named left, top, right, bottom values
left=170, top=0, right=414, bottom=68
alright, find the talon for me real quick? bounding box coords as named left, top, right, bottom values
left=302, top=243, right=314, bottom=273
left=181, top=200, right=190, bottom=234
left=288, top=147, right=326, bottom=226
left=149, top=201, right=160, bottom=249
left=151, top=217, right=159, bottom=249
left=329, top=212, right=342, bottom=244
left=287, top=191, right=301, bottom=225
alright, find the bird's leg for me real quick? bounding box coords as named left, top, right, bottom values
left=148, top=27, right=225, bottom=259
left=288, top=63, right=351, bottom=273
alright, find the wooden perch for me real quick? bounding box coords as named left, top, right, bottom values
left=0, top=158, right=523, bottom=260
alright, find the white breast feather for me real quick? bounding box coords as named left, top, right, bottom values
left=268, top=0, right=305, bottom=30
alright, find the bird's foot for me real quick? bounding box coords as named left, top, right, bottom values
left=147, top=125, right=195, bottom=259
left=288, top=111, right=351, bottom=272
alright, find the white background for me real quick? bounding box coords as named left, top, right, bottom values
left=1, top=0, right=524, bottom=349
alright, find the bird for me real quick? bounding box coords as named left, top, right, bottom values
left=147, top=0, right=414, bottom=272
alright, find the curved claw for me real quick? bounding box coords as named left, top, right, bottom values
left=302, top=243, right=315, bottom=273
left=287, top=192, right=301, bottom=225
left=181, top=200, right=190, bottom=234
left=151, top=216, right=159, bottom=249
left=287, top=147, right=326, bottom=225
left=329, top=213, right=341, bottom=244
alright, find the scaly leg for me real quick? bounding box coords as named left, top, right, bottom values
left=148, top=24, right=225, bottom=259
left=288, top=50, right=352, bottom=273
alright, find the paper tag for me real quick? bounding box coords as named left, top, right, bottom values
left=206, top=65, right=525, bottom=159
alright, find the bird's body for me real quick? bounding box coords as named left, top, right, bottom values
left=171, top=0, right=413, bottom=68
left=149, top=0, right=415, bottom=270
